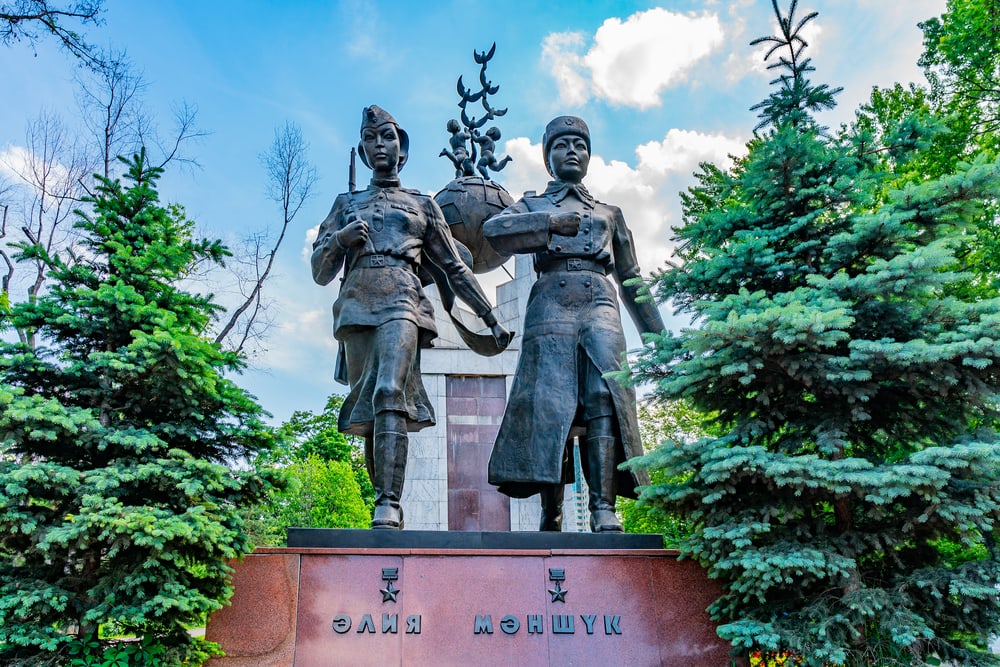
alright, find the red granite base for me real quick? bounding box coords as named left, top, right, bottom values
left=205, top=552, right=299, bottom=666
left=206, top=545, right=736, bottom=667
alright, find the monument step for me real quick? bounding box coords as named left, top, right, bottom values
left=286, top=528, right=663, bottom=550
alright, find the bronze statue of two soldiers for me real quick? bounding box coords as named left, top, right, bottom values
left=312, top=107, right=663, bottom=533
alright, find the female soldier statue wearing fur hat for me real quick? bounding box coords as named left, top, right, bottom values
left=484, top=116, right=664, bottom=532
left=312, top=105, right=511, bottom=529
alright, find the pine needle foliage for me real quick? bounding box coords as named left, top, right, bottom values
left=630, top=2, right=1000, bottom=665
left=0, top=151, right=277, bottom=666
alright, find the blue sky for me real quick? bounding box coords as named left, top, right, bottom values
left=1, top=0, right=944, bottom=423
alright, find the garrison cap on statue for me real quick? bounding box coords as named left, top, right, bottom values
left=542, top=115, right=591, bottom=169
left=358, top=105, right=409, bottom=171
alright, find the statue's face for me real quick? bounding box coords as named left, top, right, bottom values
left=361, top=123, right=400, bottom=175
left=548, top=134, right=589, bottom=183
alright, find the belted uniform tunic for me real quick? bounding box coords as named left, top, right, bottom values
left=312, top=180, right=494, bottom=436
left=483, top=180, right=664, bottom=498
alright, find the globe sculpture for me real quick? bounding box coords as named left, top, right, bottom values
left=435, top=44, right=515, bottom=274
left=434, top=176, right=514, bottom=273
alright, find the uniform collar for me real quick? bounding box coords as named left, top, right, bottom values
left=370, top=176, right=401, bottom=188
left=543, top=179, right=594, bottom=207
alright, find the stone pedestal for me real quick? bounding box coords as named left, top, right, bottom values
left=206, top=531, right=734, bottom=667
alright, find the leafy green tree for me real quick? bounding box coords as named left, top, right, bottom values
left=913, top=0, right=1000, bottom=302
left=619, top=399, right=709, bottom=544
left=851, top=83, right=957, bottom=194
left=850, top=84, right=1000, bottom=303
left=631, top=2, right=1000, bottom=664
left=276, top=395, right=355, bottom=462
left=850, top=0, right=1000, bottom=302
left=919, top=0, right=1000, bottom=151
left=274, top=394, right=374, bottom=512
left=0, top=151, right=276, bottom=666
left=240, top=395, right=374, bottom=546
left=241, top=455, right=369, bottom=547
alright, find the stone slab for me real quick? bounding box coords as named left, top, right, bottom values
left=205, top=553, right=299, bottom=667
left=286, top=528, right=664, bottom=550
left=206, top=541, right=734, bottom=666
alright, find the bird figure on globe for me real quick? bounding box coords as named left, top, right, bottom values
left=434, top=43, right=516, bottom=274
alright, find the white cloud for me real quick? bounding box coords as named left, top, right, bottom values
left=303, top=224, right=320, bottom=263
left=253, top=267, right=339, bottom=376
left=541, top=32, right=590, bottom=107
left=854, top=0, right=944, bottom=22
left=498, top=136, right=549, bottom=200
left=587, top=9, right=725, bottom=108
left=267, top=304, right=338, bottom=371
left=501, top=129, right=745, bottom=274
left=718, top=0, right=941, bottom=111
left=0, top=145, right=26, bottom=181
left=824, top=0, right=945, bottom=123
left=635, top=128, right=745, bottom=176
left=340, top=0, right=381, bottom=60
left=0, top=144, right=73, bottom=193
left=544, top=9, right=725, bottom=109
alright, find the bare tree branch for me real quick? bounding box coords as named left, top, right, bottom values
left=75, top=49, right=145, bottom=178
left=75, top=52, right=205, bottom=178
left=1, top=44, right=208, bottom=351
left=1, top=0, right=106, bottom=68
left=214, top=122, right=318, bottom=352
left=151, top=101, right=208, bottom=171
left=2, top=110, right=92, bottom=346
left=0, top=203, right=15, bottom=299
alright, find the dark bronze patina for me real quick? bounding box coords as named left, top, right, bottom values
left=440, top=43, right=512, bottom=180
left=312, top=105, right=512, bottom=530
left=435, top=45, right=518, bottom=275
left=484, top=116, right=664, bottom=533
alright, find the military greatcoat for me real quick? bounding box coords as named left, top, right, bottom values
left=483, top=180, right=663, bottom=499
left=312, top=180, right=495, bottom=436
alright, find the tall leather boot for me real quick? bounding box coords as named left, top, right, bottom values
left=585, top=425, right=623, bottom=533
left=539, top=484, right=565, bottom=532
left=370, top=429, right=407, bottom=530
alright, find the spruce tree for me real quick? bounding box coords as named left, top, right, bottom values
left=631, top=2, right=1000, bottom=664
left=0, top=151, right=276, bottom=665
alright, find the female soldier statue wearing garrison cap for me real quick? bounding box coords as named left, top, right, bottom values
left=312, top=105, right=512, bottom=530
left=484, top=116, right=664, bottom=533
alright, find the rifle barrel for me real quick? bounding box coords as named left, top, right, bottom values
left=348, top=147, right=357, bottom=192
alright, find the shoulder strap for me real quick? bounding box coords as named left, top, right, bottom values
left=521, top=193, right=537, bottom=213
